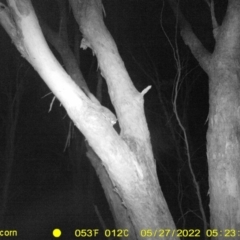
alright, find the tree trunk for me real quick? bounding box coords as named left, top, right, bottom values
left=207, top=58, right=240, bottom=231
left=168, top=0, right=240, bottom=235
left=0, top=0, right=178, bottom=239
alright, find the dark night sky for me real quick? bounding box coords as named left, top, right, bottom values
left=0, top=0, right=226, bottom=239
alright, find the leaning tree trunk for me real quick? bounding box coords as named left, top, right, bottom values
left=168, top=0, right=240, bottom=235
left=0, top=0, right=178, bottom=239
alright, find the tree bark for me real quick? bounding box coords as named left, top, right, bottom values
left=168, top=0, right=240, bottom=235
left=0, top=0, right=178, bottom=239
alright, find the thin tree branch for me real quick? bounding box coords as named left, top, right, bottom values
left=167, top=0, right=212, bottom=73
left=204, top=0, right=219, bottom=39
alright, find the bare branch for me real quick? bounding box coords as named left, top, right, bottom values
left=204, top=0, right=219, bottom=39
left=40, top=18, right=101, bottom=105
left=215, top=0, right=240, bottom=57
left=167, top=0, right=212, bottom=73
left=70, top=0, right=151, bottom=144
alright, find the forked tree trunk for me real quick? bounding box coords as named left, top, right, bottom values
left=0, top=0, right=178, bottom=239
left=168, top=0, right=240, bottom=235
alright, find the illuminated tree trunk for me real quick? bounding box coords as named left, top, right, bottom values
left=0, top=0, right=178, bottom=239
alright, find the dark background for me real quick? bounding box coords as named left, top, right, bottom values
left=0, top=0, right=226, bottom=239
